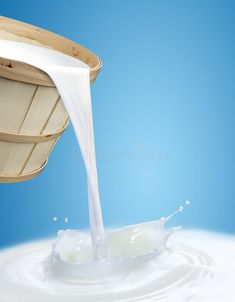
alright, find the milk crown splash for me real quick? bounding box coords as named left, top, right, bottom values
left=40, top=201, right=190, bottom=281
left=0, top=40, right=104, bottom=248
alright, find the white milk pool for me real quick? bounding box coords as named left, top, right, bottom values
left=0, top=229, right=234, bottom=302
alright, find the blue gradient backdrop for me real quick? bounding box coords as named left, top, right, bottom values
left=0, top=0, right=234, bottom=248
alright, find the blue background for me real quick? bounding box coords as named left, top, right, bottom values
left=0, top=0, right=234, bottom=248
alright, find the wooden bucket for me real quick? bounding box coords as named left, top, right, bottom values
left=0, top=16, right=102, bottom=183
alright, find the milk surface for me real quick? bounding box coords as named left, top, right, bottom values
left=0, top=230, right=234, bottom=302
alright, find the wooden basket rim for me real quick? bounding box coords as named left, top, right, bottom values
left=0, top=16, right=102, bottom=86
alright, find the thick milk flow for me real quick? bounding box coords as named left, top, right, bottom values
left=0, top=40, right=104, bottom=248
left=0, top=40, right=234, bottom=301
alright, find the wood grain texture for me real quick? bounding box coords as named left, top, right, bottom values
left=0, top=77, right=37, bottom=132
left=19, top=86, right=60, bottom=135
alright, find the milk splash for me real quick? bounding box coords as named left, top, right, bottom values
left=45, top=203, right=188, bottom=279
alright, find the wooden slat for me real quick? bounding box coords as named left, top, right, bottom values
left=0, top=141, right=13, bottom=172
left=0, top=141, right=34, bottom=175
left=0, top=77, right=37, bottom=132
left=23, top=100, right=68, bottom=174
left=22, top=139, right=56, bottom=174
left=19, top=86, right=60, bottom=134
left=43, top=99, right=69, bottom=133
left=0, top=78, right=38, bottom=175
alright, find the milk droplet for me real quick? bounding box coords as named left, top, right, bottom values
left=52, top=217, right=58, bottom=222
left=185, top=200, right=191, bottom=205
left=64, top=218, right=69, bottom=223
left=178, top=206, right=184, bottom=212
